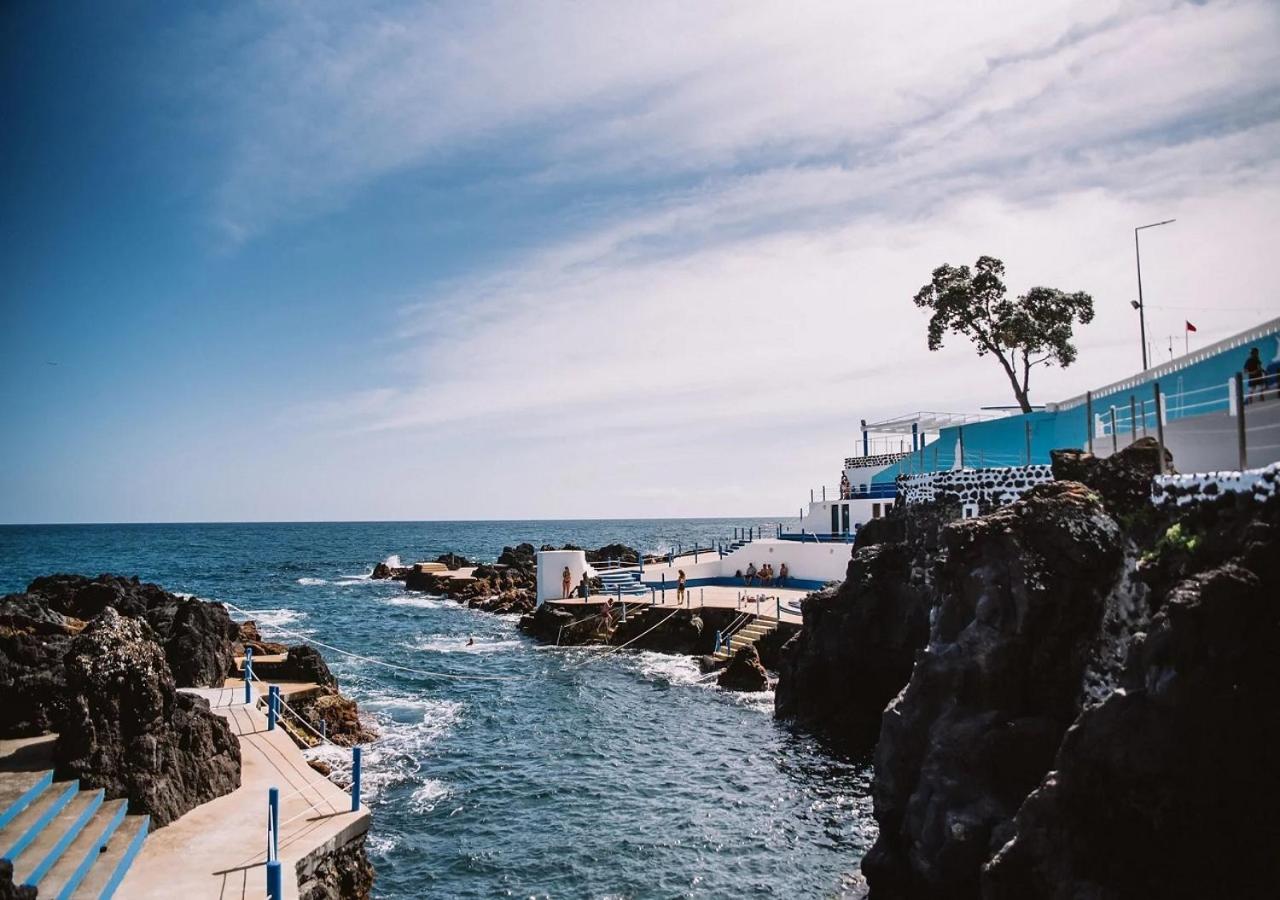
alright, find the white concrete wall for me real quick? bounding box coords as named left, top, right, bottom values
left=535, top=549, right=589, bottom=605
left=639, top=539, right=851, bottom=586
left=786, top=497, right=885, bottom=535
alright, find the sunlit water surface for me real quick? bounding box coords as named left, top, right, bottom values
left=1, top=520, right=874, bottom=898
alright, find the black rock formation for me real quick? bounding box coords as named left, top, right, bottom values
left=775, top=505, right=948, bottom=745
left=863, top=482, right=1125, bottom=898
left=18, top=574, right=236, bottom=688
left=53, top=609, right=241, bottom=828
left=717, top=645, right=769, bottom=692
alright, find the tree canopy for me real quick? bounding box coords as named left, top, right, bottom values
left=912, top=255, right=1094, bottom=413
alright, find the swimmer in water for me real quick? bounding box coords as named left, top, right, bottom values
left=467, top=636, right=474, bottom=646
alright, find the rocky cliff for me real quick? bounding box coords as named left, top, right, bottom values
left=772, top=441, right=1280, bottom=898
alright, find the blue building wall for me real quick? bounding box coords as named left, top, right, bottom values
left=872, top=318, right=1280, bottom=485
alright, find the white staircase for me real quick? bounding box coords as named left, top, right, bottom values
left=713, top=616, right=778, bottom=661
left=0, top=770, right=148, bottom=899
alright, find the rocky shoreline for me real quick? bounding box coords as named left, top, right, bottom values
left=0, top=574, right=374, bottom=898
left=774, top=441, right=1280, bottom=898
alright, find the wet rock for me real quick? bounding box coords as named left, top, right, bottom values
left=53, top=609, right=241, bottom=828
left=863, top=482, right=1126, bottom=899
left=370, top=562, right=394, bottom=580
left=717, top=645, right=769, bottom=692
left=434, top=552, right=474, bottom=570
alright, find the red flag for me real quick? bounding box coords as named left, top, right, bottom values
left=1185, top=321, right=1197, bottom=332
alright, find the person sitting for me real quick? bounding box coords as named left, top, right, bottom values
left=1245, top=347, right=1266, bottom=403
left=736, top=568, right=746, bottom=586
left=840, top=472, right=851, bottom=499
left=579, top=572, right=591, bottom=599
left=745, top=562, right=758, bottom=585
left=761, top=564, right=773, bottom=586
left=778, top=562, right=789, bottom=586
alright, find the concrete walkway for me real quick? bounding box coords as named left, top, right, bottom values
left=547, top=584, right=807, bottom=625
left=118, top=685, right=369, bottom=900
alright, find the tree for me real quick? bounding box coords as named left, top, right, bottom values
left=912, top=255, right=1094, bottom=414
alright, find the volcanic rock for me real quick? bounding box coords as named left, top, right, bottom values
left=717, top=645, right=769, bottom=692
left=982, top=500, right=1280, bottom=900
left=863, top=482, right=1126, bottom=898
left=0, top=594, right=80, bottom=737
left=775, top=503, right=946, bottom=745
left=20, top=574, right=237, bottom=688
left=1049, top=436, right=1172, bottom=521
left=53, top=609, right=241, bottom=827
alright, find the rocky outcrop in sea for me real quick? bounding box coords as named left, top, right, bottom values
left=773, top=440, right=1280, bottom=898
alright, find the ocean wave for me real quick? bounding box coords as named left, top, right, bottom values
left=365, top=831, right=399, bottom=856
left=385, top=595, right=449, bottom=610
left=383, top=554, right=402, bottom=568
left=237, top=607, right=309, bottom=638
left=408, top=779, right=450, bottom=814
left=296, top=577, right=328, bottom=586
left=632, top=651, right=704, bottom=687
left=406, top=634, right=522, bottom=655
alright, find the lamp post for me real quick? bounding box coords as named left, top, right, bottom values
left=1132, top=219, right=1175, bottom=370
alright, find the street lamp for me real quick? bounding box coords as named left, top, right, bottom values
left=1133, top=218, right=1175, bottom=370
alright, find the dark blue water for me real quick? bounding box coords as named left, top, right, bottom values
left=0, top=520, right=874, bottom=898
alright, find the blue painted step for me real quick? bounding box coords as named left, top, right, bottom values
left=0, top=772, right=150, bottom=900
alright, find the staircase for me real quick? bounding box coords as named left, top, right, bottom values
left=713, top=615, right=778, bottom=661
left=0, top=770, right=148, bottom=899
left=595, top=568, right=648, bottom=598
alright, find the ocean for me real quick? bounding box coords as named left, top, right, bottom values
left=0, top=520, right=874, bottom=898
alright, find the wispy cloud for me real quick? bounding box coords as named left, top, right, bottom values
left=188, top=0, right=1280, bottom=516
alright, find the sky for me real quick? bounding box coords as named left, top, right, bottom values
left=2, top=0, right=1279, bottom=524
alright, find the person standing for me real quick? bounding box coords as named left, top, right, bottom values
left=562, top=565, right=572, bottom=599
left=676, top=569, right=688, bottom=605
left=1244, top=347, right=1266, bottom=403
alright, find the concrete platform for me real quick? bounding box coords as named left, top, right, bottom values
left=548, top=583, right=807, bottom=625
left=118, top=687, right=368, bottom=900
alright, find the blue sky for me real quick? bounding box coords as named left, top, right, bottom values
left=3, top=0, right=1279, bottom=523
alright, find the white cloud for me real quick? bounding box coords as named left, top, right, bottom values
left=183, top=0, right=1280, bottom=518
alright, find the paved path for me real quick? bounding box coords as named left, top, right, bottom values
left=118, top=685, right=368, bottom=900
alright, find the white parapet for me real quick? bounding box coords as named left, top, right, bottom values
left=535, top=549, right=589, bottom=605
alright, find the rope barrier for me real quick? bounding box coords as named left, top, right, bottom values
left=564, top=605, right=685, bottom=671
left=224, top=601, right=520, bottom=682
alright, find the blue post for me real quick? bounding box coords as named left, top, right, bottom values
left=661, top=574, right=666, bottom=602
left=351, top=747, right=362, bottom=812
left=244, top=646, right=253, bottom=705
left=268, top=786, right=279, bottom=862
left=267, top=685, right=278, bottom=731
left=694, top=547, right=699, bottom=563
left=266, top=860, right=282, bottom=900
